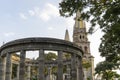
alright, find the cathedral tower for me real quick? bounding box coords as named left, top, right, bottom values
left=73, top=11, right=90, bottom=55
left=73, top=11, right=94, bottom=80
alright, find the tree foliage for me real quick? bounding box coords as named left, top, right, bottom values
left=99, top=23, right=120, bottom=67
left=95, top=61, right=120, bottom=80
left=12, top=64, right=17, bottom=79
left=44, top=52, right=57, bottom=60
left=59, top=0, right=120, bottom=69
left=82, top=60, right=91, bottom=69
left=59, top=0, right=120, bottom=31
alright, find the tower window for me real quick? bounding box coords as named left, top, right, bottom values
left=80, top=35, right=81, bottom=39
left=83, top=36, right=84, bottom=39
left=84, top=46, right=88, bottom=53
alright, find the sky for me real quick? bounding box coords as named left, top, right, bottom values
left=0, top=0, right=104, bottom=67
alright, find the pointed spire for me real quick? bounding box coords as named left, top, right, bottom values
left=74, top=10, right=86, bottom=28
left=64, top=29, right=70, bottom=41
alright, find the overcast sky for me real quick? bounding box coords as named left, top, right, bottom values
left=0, top=0, right=104, bottom=67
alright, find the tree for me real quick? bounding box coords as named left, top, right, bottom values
left=95, top=61, right=120, bottom=80
left=12, top=64, right=17, bottom=79
left=99, top=24, right=120, bottom=67
left=59, top=0, right=120, bottom=69
left=44, top=52, right=57, bottom=60
left=63, top=53, right=71, bottom=60
left=59, top=0, right=120, bottom=31
left=82, top=59, right=91, bottom=70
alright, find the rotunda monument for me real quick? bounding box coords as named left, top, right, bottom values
left=0, top=37, right=84, bottom=80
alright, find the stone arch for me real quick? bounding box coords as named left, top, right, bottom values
left=84, top=46, right=88, bottom=54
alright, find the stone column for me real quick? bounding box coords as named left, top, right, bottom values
left=27, top=65, right=31, bottom=80
left=0, top=57, right=6, bottom=80
left=19, top=50, right=26, bottom=80
left=66, top=65, right=70, bottom=80
left=78, top=57, right=84, bottom=80
left=5, top=53, right=12, bottom=80
left=77, top=58, right=79, bottom=80
left=17, top=64, right=19, bottom=80
left=71, top=54, right=77, bottom=80
left=38, top=49, right=44, bottom=80
left=57, top=51, right=63, bottom=80
left=48, top=66, right=51, bottom=80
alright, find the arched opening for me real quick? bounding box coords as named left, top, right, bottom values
left=84, top=46, right=88, bottom=54
left=80, top=35, right=81, bottom=39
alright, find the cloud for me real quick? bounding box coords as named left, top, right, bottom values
left=19, top=3, right=59, bottom=21
left=4, top=32, right=15, bottom=37
left=28, top=10, right=35, bottom=16
left=65, top=17, right=74, bottom=29
left=19, top=13, right=27, bottom=20
left=39, top=12, right=50, bottom=21
left=39, top=3, right=59, bottom=21
left=48, top=27, right=54, bottom=30
left=28, top=7, right=40, bottom=17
